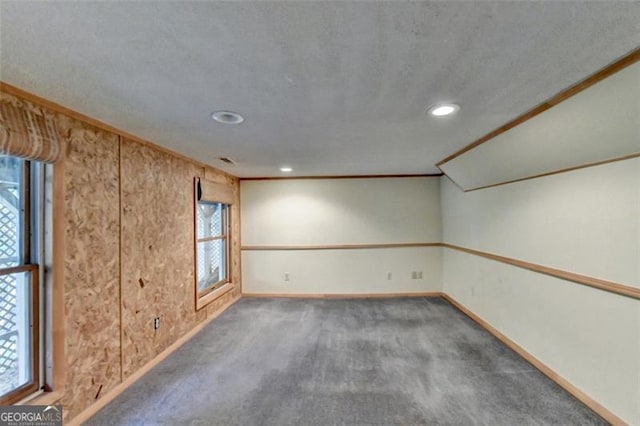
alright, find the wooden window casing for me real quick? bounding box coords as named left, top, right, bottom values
left=194, top=178, right=234, bottom=310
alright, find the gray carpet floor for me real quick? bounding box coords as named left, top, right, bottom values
left=87, top=297, right=605, bottom=425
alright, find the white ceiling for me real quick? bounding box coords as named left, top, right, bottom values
left=1, top=1, right=639, bottom=177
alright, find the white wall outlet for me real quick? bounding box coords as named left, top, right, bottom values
left=411, top=271, right=417, bottom=279
left=387, top=272, right=392, bottom=280
left=284, top=272, right=290, bottom=281
left=417, top=271, right=423, bottom=279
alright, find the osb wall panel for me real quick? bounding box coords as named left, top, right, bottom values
left=2, top=89, right=242, bottom=422
left=59, top=119, right=121, bottom=419
left=120, top=139, right=206, bottom=377
left=204, top=167, right=242, bottom=295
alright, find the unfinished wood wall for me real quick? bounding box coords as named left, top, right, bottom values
left=120, top=139, right=203, bottom=376
left=60, top=119, right=122, bottom=417
left=0, top=90, right=241, bottom=421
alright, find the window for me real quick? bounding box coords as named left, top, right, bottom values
left=196, top=201, right=229, bottom=293
left=0, top=155, right=41, bottom=404
left=194, top=177, right=235, bottom=310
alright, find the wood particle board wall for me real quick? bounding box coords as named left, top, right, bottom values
left=120, top=139, right=204, bottom=377
left=0, top=89, right=241, bottom=421
left=119, top=142, right=242, bottom=378
left=60, top=119, right=121, bottom=417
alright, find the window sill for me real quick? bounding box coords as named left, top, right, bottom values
left=16, top=390, right=63, bottom=406
left=196, top=282, right=234, bottom=311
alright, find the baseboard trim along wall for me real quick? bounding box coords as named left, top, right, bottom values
left=68, top=294, right=242, bottom=426
left=441, top=294, right=625, bottom=426
left=243, top=292, right=444, bottom=299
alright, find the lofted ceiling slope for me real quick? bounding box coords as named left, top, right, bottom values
left=1, top=1, right=639, bottom=177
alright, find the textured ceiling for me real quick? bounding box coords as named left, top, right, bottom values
left=1, top=1, right=639, bottom=177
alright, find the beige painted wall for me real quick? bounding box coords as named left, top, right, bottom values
left=441, top=159, right=640, bottom=424
left=241, top=177, right=442, bottom=294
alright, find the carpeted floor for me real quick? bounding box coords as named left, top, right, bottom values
left=87, top=297, right=605, bottom=425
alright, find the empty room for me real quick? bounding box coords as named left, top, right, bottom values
left=0, top=1, right=639, bottom=425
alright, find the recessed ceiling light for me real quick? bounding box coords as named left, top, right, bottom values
left=428, top=104, right=460, bottom=117
left=211, top=110, right=244, bottom=124
left=280, top=166, right=293, bottom=173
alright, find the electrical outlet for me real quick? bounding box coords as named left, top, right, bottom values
left=387, top=272, right=392, bottom=280
left=411, top=271, right=417, bottom=279
left=153, top=317, right=160, bottom=330
left=284, top=272, right=290, bottom=281
left=417, top=271, right=423, bottom=279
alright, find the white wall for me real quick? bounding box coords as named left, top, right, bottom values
left=441, top=158, right=640, bottom=424
left=443, top=157, right=640, bottom=286
left=240, top=160, right=639, bottom=421
left=439, top=61, right=640, bottom=190
left=241, top=177, right=442, bottom=294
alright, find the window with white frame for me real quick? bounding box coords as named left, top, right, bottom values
left=0, top=155, right=42, bottom=404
